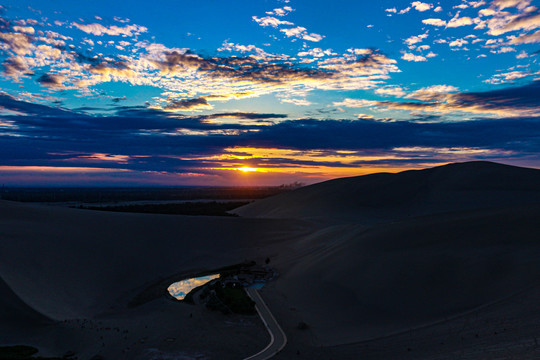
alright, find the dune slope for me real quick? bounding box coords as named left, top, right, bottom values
left=233, top=161, right=540, bottom=222
left=0, top=200, right=311, bottom=321
left=269, top=203, right=540, bottom=345
left=0, top=275, right=50, bottom=325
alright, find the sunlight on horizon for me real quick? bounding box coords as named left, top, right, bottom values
left=237, top=167, right=259, bottom=172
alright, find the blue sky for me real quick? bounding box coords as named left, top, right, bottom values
left=0, top=0, right=539, bottom=185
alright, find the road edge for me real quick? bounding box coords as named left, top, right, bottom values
left=243, top=288, right=287, bottom=360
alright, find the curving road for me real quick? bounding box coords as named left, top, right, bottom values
left=244, top=288, right=287, bottom=360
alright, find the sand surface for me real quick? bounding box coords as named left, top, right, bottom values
left=265, top=204, right=540, bottom=345
left=232, top=161, right=540, bottom=223
left=2, top=161, right=540, bottom=359
left=0, top=200, right=312, bottom=359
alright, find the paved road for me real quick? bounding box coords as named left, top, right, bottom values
left=244, top=288, right=287, bottom=360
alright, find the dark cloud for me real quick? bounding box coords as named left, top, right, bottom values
left=450, top=81, right=540, bottom=109
left=36, top=73, right=65, bottom=88
left=375, top=81, right=540, bottom=116
left=2, top=57, right=33, bottom=78
left=149, top=49, right=394, bottom=86
left=162, top=97, right=211, bottom=111
left=0, top=31, right=33, bottom=54
left=0, top=93, right=74, bottom=117
left=1, top=95, right=540, bottom=174
left=88, top=60, right=134, bottom=77
left=241, top=118, right=540, bottom=153
left=198, top=112, right=288, bottom=120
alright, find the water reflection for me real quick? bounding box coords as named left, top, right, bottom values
left=167, top=274, right=220, bottom=300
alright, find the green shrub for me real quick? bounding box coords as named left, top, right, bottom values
left=215, top=287, right=256, bottom=315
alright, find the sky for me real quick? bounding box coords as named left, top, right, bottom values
left=0, top=0, right=539, bottom=186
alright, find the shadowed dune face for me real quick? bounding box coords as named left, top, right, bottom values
left=232, top=161, right=540, bottom=223
left=271, top=204, right=540, bottom=344
left=0, top=200, right=312, bottom=320
left=0, top=276, right=50, bottom=325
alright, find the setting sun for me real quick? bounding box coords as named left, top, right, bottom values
left=237, top=166, right=258, bottom=172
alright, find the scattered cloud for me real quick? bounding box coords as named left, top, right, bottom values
left=0, top=14, right=399, bottom=104
left=266, top=6, right=294, bottom=17
left=402, top=52, right=428, bottom=61
left=491, top=0, right=532, bottom=11
left=375, top=86, right=406, bottom=97
left=407, top=84, right=459, bottom=100
left=12, top=26, right=35, bottom=35
left=298, top=48, right=336, bottom=57
left=280, top=26, right=324, bottom=42
left=449, top=38, right=469, bottom=47
left=399, top=7, right=412, bottom=14
left=411, top=2, right=433, bottom=12
left=252, top=8, right=323, bottom=43
left=447, top=13, right=475, bottom=27
left=490, top=46, right=515, bottom=53
left=404, top=33, right=429, bottom=45
left=510, top=29, right=540, bottom=44
left=485, top=3, right=540, bottom=35
left=332, top=98, right=376, bottom=108
left=252, top=16, right=294, bottom=28
left=484, top=70, right=537, bottom=84
left=146, top=47, right=398, bottom=98
left=422, top=18, right=447, bottom=26
left=72, top=22, right=147, bottom=36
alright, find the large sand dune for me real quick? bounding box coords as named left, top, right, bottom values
left=234, top=161, right=540, bottom=349
left=233, top=161, right=540, bottom=223
left=267, top=203, right=540, bottom=345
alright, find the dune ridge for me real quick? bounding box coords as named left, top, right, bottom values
left=232, top=161, right=540, bottom=223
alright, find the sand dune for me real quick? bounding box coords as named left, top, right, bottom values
left=267, top=203, right=540, bottom=345
left=0, top=200, right=311, bottom=321
left=233, top=161, right=540, bottom=223
left=2, top=161, right=540, bottom=358
left=233, top=161, right=540, bottom=348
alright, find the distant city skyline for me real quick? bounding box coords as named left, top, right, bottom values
left=0, top=0, right=539, bottom=186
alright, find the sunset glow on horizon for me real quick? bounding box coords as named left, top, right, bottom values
left=0, top=0, right=539, bottom=186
